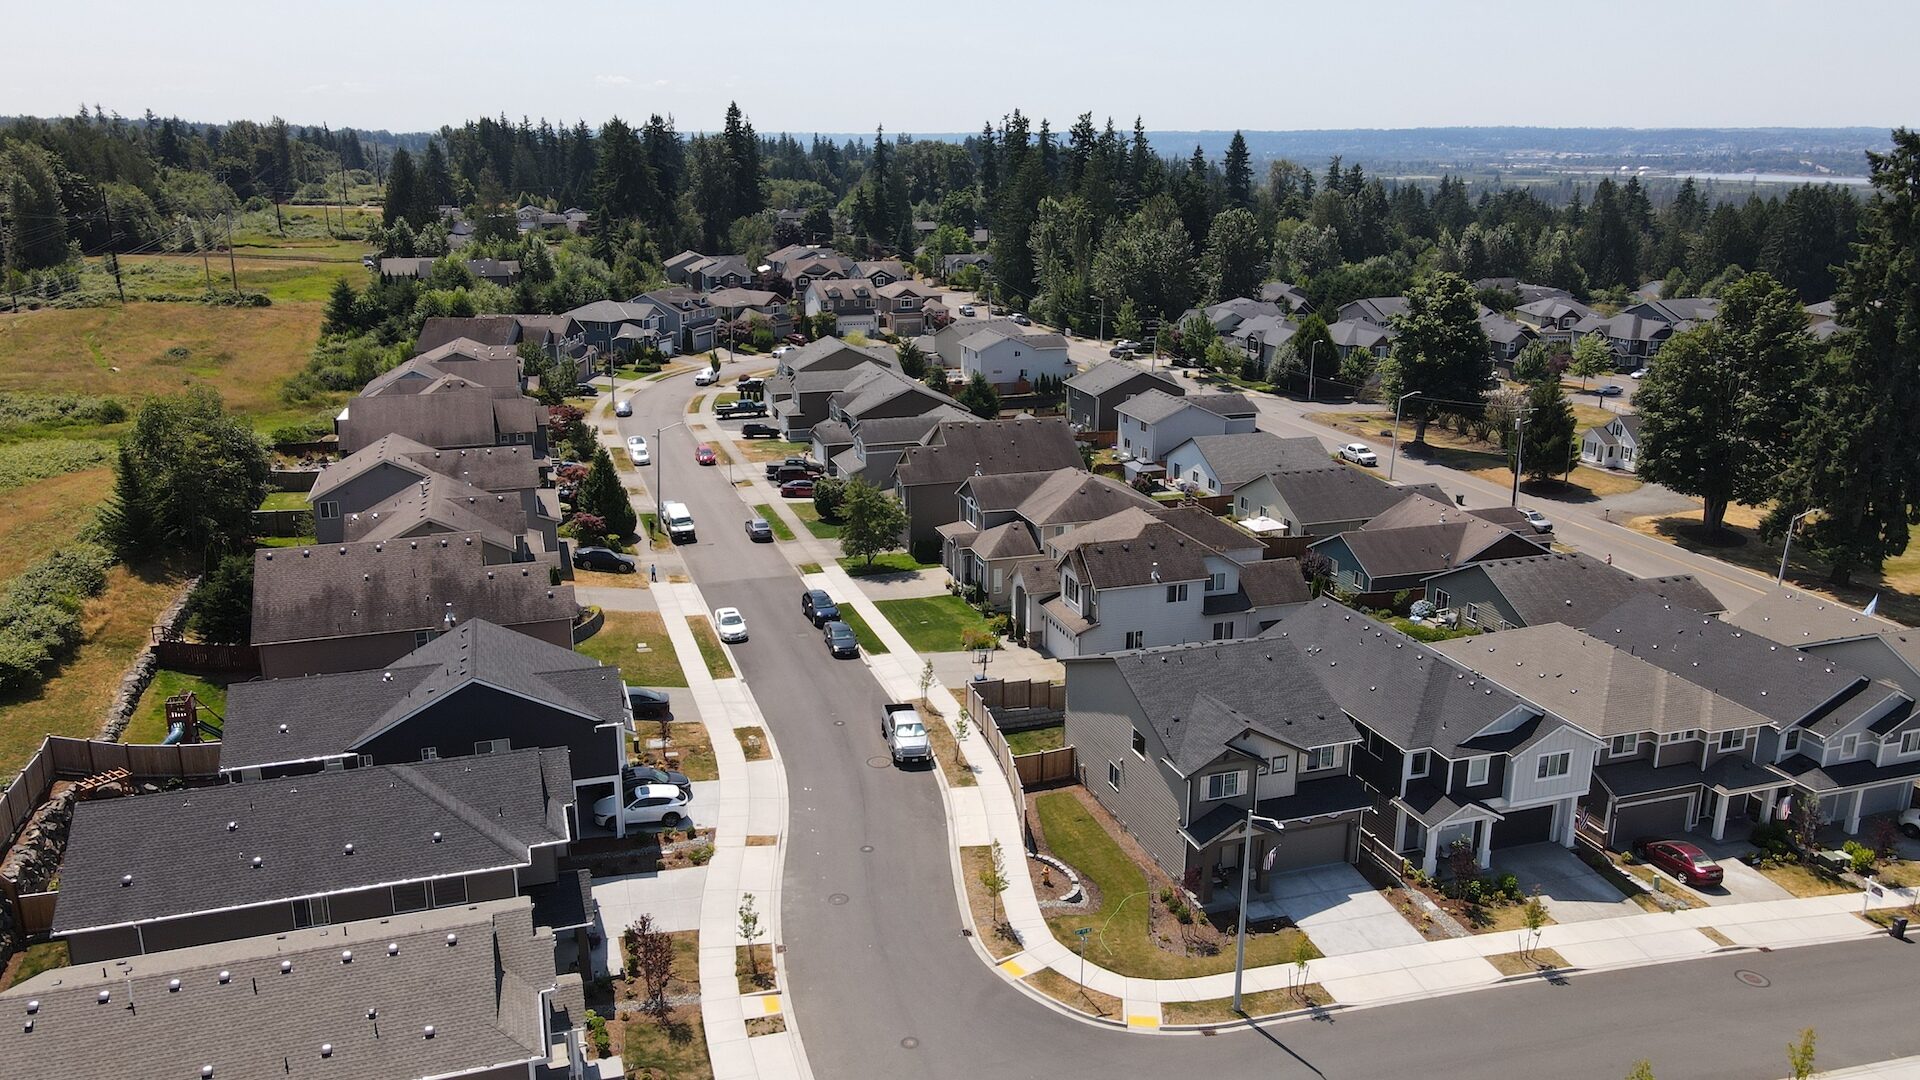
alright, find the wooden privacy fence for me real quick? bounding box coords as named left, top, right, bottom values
left=965, top=679, right=1077, bottom=848
left=251, top=507, right=314, bottom=537
left=1259, top=535, right=1311, bottom=560
left=151, top=635, right=259, bottom=673
left=1011, top=747, right=1077, bottom=789
left=1, top=736, right=222, bottom=849
left=966, top=677, right=1065, bottom=717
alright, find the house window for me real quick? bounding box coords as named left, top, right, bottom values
left=1611, top=734, right=1637, bottom=756
left=1238, top=497, right=1249, bottom=512
left=292, top=896, right=330, bottom=929
left=1131, top=730, right=1146, bottom=758
left=1107, top=761, right=1121, bottom=790
left=1205, top=771, right=1246, bottom=800
left=1660, top=731, right=1685, bottom=745
left=1307, top=747, right=1337, bottom=771
left=1536, top=752, right=1571, bottom=780
left=1124, top=630, right=1144, bottom=650
left=1783, top=729, right=1802, bottom=754
left=1432, top=589, right=1450, bottom=611
left=391, top=882, right=430, bottom=914
left=316, top=500, right=340, bottom=520
left=1207, top=572, right=1226, bottom=593
left=431, top=877, right=468, bottom=908
left=1464, top=603, right=1481, bottom=625
left=1467, top=756, right=1490, bottom=786
left=415, top=629, right=440, bottom=648
left=1408, top=750, right=1430, bottom=779
left=419, top=746, right=440, bottom=762
left=1269, top=755, right=1289, bottom=774
left=1211, top=621, right=1234, bottom=640
left=1902, top=730, right=1920, bottom=755
left=1717, top=730, right=1746, bottom=753
left=1840, top=734, right=1858, bottom=758
left=1165, top=583, right=1189, bottom=603
left=475, top=738, right=510, bottom=755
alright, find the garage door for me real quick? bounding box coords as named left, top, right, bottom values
left=1859, top=783, right=1914, bottom=817
left=1493, top=805, right=1556, bottom=848
left=1609, top=795, right=1691, bottom=848
left=1267, top=822, right=1351, bottom=871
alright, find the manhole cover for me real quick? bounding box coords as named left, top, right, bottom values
left=860, top=845, right=874, bottom=853
left=900, top=1037, right=919, bottom=1050
left=828, top=893, right=849, bottom=906
left=1735, top=969, right=1770, bottom=988
left=866, top=755, right=893, bottom=768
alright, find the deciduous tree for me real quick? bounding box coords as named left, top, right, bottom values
left=1379, top=272, right=1491, bottom=444
left=838, top=480, right=909, bottom=569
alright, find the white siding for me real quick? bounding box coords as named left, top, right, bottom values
left=1504, top=724, right=1600, bottom=807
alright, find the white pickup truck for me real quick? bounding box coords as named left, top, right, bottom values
left=881, top=703, right=932, bottom=766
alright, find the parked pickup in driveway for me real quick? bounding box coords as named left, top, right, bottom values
left=881, top=702, right=932, bottom=765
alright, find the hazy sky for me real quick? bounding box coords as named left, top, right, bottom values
left=8, top=1, right=1913, bottom=134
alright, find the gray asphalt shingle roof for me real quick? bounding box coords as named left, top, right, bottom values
left=1426, top=551, right=1724, bottom=628
left=1065, top=361, right=1181, bottom=397
left=893, top=417, right=1080, bottom=489
left=1721, top=587, right=1905, bottom=645
left=1260, top=469, right=1447, bottom=528
left=1182, top=433, right=1333, bottom=490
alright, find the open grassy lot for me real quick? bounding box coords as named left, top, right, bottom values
left=0, top=561, right=191, bottom=775
left=1310, top=410, right=1642, bottom=499
left=873, top=594, right=992, bottom=653
left=123, top=668, right=233, bottom=745
left=573, top=610, right=688, bottom=687
left=0, top=468, right=113, bottom=583
left=115, top=252, right=363, bottom=305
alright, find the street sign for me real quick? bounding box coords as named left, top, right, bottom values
left=1075, top=927, right=1091, bottom=938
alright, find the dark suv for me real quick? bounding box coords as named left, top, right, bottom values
left=801, top=588, right=841, bottom=626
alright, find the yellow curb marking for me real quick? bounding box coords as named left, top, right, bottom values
left=1127, top=1012, right=1161, bottom=1030
left=998, top=959, right=1027, bottom=978
left=761, top=993, right=782, bottom=1016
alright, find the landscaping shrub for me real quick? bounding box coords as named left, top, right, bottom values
left=1842, top=840, right=1877, bottom=875
left=1494, top=872, right=1523, bottom=902
left=0, top=541, right=116, bottom=693
left=1749, top=820, right=1792, bottom=857
left=584, top=1010, right=611, bottom=1058
left=0, top=392, right=126, bottom=430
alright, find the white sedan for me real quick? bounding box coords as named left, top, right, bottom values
left=626, top=435, right=650, bottom=466
left=694, top=367, right=719, bottom=386
left=1340, top=442, right=1379, bottom=466
left=714, top=607, right=748, bottom=643
left=591, top=783, right=690, bottom=830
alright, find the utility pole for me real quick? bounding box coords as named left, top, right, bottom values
left=223, top=205, right=239, bottom=291
left=199, top=224, right=212, bottom=291
left=1308, top=340, right=1321, bottom=403
left=101, top=194, right=125, bottom=303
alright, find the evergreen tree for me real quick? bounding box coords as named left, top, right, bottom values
left=108, top=389, right=268, bottom=558
left=1091, top=195, right=1199, bottom=320
left=186, top=554, right=254, bottom=644
left=322, top=278, right=360, bottom=335
left=1379, top=272, right=1491, bottom=444
left=1201, top=208, right=1267, bottom=302
left=1223, top=131, right=1253, bottom=209
left=1520, top=378, right=1577, bottom=481
left=420, top=140, right=455, bottom=211
left=382, top=147, right=420, bottom=227
left=957, top=371, right=1001, bottom=418
left=99, top=443, right=157, bottom=560
left=580, top=447, right=636, bottom=540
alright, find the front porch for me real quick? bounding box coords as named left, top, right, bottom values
left=1391, top=786, right=1502, bottom=877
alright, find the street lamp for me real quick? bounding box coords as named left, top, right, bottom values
left=1307, top=340, right=1322, bottom=403
left=653, top=420, right=689, bottom=543
left=1388, top=391, right=1422, bottom=480
left=1231, top=809, right=1285, bottom=1015
left=1778, top=509, right=1815, bottom=583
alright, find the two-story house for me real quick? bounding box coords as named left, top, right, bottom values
left=706, top=286, right=793, bottom=338
left=308, top=435, right=549, bottom=546
left=334, top=382, right=546, bottom=457
left=684, top=254, right=752, bottom=292
left=1328, top=319, right=1394, bottom=359
left=1581, top=413, right=1645, bottom=472
left=1514, top=297, right=1597, bottom=341
left=1337, top=296, right=1410, bottom=326
left=1422, top=551, right=1723, bottom=633
left=852, top=260, right=909, bottom=287
left=875, top=280, right=941, bottom=336
left=938, top=469, right=1156, bottom=608
left=566, top=299, right=671, bottom=355
left=1064, top=361, right=1182, bottom=434
left=804, top=278, right=879, bottom=334
left=1161, top=430, right=1328, bottom=496
left=337, top=472, right=561, bottom=567
left=1480, top=312, right=1538, bottom=375
left=813, top=408, right=972, bottom=488
left=891, top=417, right=1084, bottom=551
left=1114, top=391, right=1259, bottom=465
left=959, top=327, right=1073, bottom=391
left=782, top=254, right=855, bottom=299
left=635, top=288, right=721, bottom=353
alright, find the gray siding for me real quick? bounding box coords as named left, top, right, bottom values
left=1423, top=567, right=1523, bottom=630
left=1063, top=661, right=1187, bottom=881
left=315, top=462, right=427, bottom=543
left=258, top=618, right=576, bottom=679
left=355, top=684, right=621, bottom=782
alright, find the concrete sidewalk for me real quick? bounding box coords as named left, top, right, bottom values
left=826, top=561, right=1914, bottom=1031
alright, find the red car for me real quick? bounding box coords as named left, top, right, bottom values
left=779, top=478, right=815, bottom=498
left=1632, top=838, right=1724, bottom=887
left=694, top=443, right=717, bottom=466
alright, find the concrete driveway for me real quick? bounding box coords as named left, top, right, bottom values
left=591, top=866, right=709, bottom=974
left=1265, top=862, right=1428, bottom=955
left=1674, top=840, right=1794, bottom=906
left=1493, top=843, right=1642, bottom=923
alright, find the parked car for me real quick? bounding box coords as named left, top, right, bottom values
left=1632, top=838, right=1724, bottom=887
left=1630, top=368, right=1649, bottom=380
left=736, top=376, right=765, bottom=393
left=714, top=606, right=748, bottom=643
left=765, top=456, right=821, bottom=480
left=694, top=367, right=719, bottom=386
left=741, top=422, right=779, bottom=439
left=780, top=478, right=815, bottom=498
left=1010, top=313, right=1031, bottom=326
left=717, top=400, right=767, bottom=419
left=881, top=702, right=932, bottom=765
left=958, top=304, right=976, bottom=317
left=823, top=620, right=860, bottom=658
left=626, top=435, right=650, bottom=466
left=361, top=254, right=378, bottom=268
left=615, top=398, right=633, bottom=417
left=744, top=517, right=774, bottom=542
left=573, top=383, right=600, bottom=396
left=1520, top=508, right=1554, bottom=534
left=574, top=546, right=636, bottom=574
left=626, top=685, right=672, bottom=720
left=622, top=762, right=692, bottom=795
left=1340, top=442, right=1378, bottom=466
left=591, top=783, right=689, bottom=830
left=1594, top=383, right=1625, bottom=396
left=770, top=346, right=791, bottom=359
left=1899, top=808, right=1920, bottom=839
left=800, top=588, right=841, bottom=626
left=1108, top=344, right=1135, bottom=359
left=694, top=443, right=717, bottom=465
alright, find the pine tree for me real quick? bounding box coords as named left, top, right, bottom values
left=1223, top=131, right=1253, bottom=209
left=99, top=443, right=157, bottom=560
left=958, top=372, right=1001, bottom=418
left=322, top=279, right=360, bottom=335
left=1520, top=378, right=1577, bottom=481
left=382, top=148, right=420, bottom=228
left=580, top=447, right=637, bottom=540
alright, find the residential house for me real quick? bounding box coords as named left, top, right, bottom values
left=1278, top=603, right=1602, bottom=876
left=337, top=471, right=561, bottom=566
left=1028, top=507, right=1310, bottom=657
left=875, top=280, right=941, bottom=336
left=782, top=253, right=855, bottom=299
left=1476, top=279, right=1570, bottom=306
left=1114, top=391, right=1259, bottom=465
left=1580, top=413, right=1644, bottom=472
left=804, top=277, right=879, bottom=334
left=939, top=470, right=1156, bottom=608
left=765, top=355, right=898, bottom=440
left=774, top=334, right=896, bottom=378
left=1328, top=318, right=1393, bottom=359
left=959, top=327, right=1072, bottom=390
left=635, top=288, right=721, bottom=353
left=683, top=254, right=752, bottom=292
left=309, top=435, right=548, bottom=546
left=7, top=896, right=586, bottom=1080
left=1626, top=297, right=1721, bottom=325
left=940, top=251, right=991, bottom=279
left=564, top=298, right=672, bottom=357
left=1178, top=297, right=1291, bottom=337
left=516, top=205, right=569, bottom=232
left=892, top=416, right=1083, bottom=551
left=1062, top=635, right=1373, bottom=903
left=1308, top=495, right=1550, bottom=596
left=706, top=286, right=793, bottom=338
left=1258, top=280, right=1312, bottom=312
left=1422, top=551, right=1723, bottom=633
left=1514, top=297, right=1597, bottom=340
left=664, top=248, right=708, bottom=283
left=1225, top=314, right=1299, bottom=373
left=53, top=748, right=574, bottom=963
left=1161, top=430, right=1329, bottom=497
left=1721, top=586, right=1905, bottom=647
left=378, top=257, right=521, bottom=285
left=814, top=408, right=972, bottom=488
left=416, top=315, right=542, bottom=354
left=1337, top=296, right=1409, bottom=326
left=1230, top=468, right=1448, bottom=539
left=362, top=347, right=523, bottom=400
left=1480, top=312, right=1537, bottom=374
left=764, top=243, right=837, bottom=279
left=1589, top=593, right=1920, bottom=837
left=222, top=618, right=636, bottom=830
left=1574, top=312, right=1689, bottom=367
left=1064, top=361, right=1182, bottom=434
left=334, top=383, right=546, bottom=456
left=929, top=316, right=1021, bottom=369
left=852, top=260, right=909, bottom=286
left=250, top=538, right=577, bottom=678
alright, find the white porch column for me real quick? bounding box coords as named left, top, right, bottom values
left=1558, top=801, right=1579, bottom=847
left=1422, top=829, right=1440, bottom=877
left=1475, top=820, right=1493, bottom=870
left=1710, top=792, right=1731, bottom=841
left=1845, top=789, right=1865, bottom=834
left=1758, top=789, right=1778, bottom=824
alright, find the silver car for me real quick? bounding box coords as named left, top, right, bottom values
left=714, top=607, right=748, bottom=643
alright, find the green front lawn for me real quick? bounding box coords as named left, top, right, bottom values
left=833, top=607, right=889, bottom=655
left=837, top=551, right=939, bottom=576
left=792, top=503, right=841, bottom=539
left=573, top=610, right=688, bottom=687
left=686, top=616, right=736, bottom=680
left=1033, top=791, right=1320, bottom=979
left=750, top=504, right=796, bottom=542
left=872, top=594, right=992, bottom=653
left=125, top=668, right=233, bottom=744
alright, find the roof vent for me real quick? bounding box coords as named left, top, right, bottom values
left=121, top=874, right=133, bottom=887
left=252, top=856, right=264, bottom=869
left=168, top=979, right=181, bottom=992
left=382, top=671, right=392, bottom=682
left=278, top=723, right=289, bottom=734
left=341, top=950, right=353, bottom=964
left=386, top=943, right=399, bottom=957
left=217, top=971, right=231, bottom=984
left=22, top=1020, right=31, bottom=1033
left=446, top=932, right=458, bottom=947
left=202, top=1068, right=213, bottom=1079
left=97, top=990, right=110, bottom=1004
left=431, top=831, right=443, bottom=843
left=321, top=1044, right=334, bottom=1059
left=25, top=1001, right=39, bottom=1015
left=280, top=960, right=292, bottom=974
left=424, top=1025, right=437, bottom=1039
left=368, top=1007, right=379, bottom=1019
left=343, top=843, right=354, bottom=855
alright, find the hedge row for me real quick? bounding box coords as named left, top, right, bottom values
left=0, top=542, right=116, bottom=693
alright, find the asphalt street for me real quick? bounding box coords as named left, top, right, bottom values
left=618, top=362, right=1920, bottom=1080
